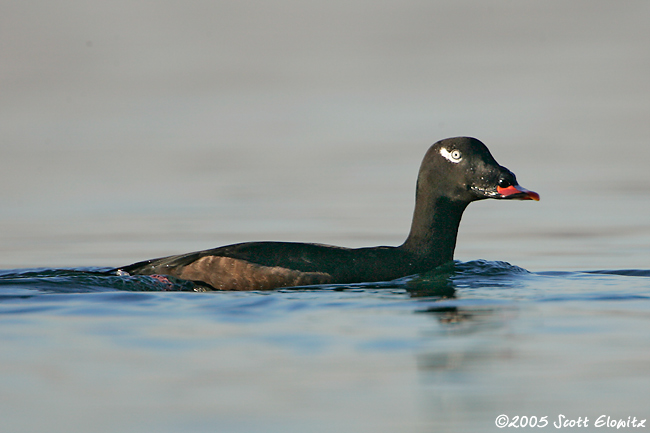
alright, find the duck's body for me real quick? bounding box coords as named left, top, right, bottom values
left=119, top=137, right=538, bottom=290
left=120, top=242, right=423, bottom=290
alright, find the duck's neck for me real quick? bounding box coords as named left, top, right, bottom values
left=399, top=195, right=469, bottom=263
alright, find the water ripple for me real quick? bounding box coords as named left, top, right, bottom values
left=1, top=261, right=649, bottom=310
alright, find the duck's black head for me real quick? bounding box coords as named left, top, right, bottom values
left=402, top=136, right=538, bottom=261
left=418, top=137, right=539, bottom=203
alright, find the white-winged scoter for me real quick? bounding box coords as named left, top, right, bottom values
left=118, top=137, right=539, bottom=290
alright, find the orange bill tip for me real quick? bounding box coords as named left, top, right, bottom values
left=497, top=185, right=540, bottom=201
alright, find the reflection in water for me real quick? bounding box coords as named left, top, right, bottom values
left=2, top=262, right=650, bottom=433
left=416, top=304, right=515, bottom=369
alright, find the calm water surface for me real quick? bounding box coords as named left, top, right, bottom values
left=1, top=261, right=649, bottom=433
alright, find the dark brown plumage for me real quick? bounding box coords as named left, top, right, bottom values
left=119, top=137, right=539, bottom=290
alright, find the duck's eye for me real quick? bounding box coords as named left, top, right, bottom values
left=439, top=147, right=463, bottom=163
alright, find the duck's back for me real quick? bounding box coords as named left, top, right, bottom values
left=119, top=241, right=420, bottom=291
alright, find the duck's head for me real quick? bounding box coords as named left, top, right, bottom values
left=418, top=137, right=540, bottom=203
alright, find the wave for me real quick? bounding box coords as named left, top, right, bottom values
left=1, top=261, right=649, bottom=298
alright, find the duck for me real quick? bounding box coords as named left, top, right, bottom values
left=118, top=137, right=539, bottom=290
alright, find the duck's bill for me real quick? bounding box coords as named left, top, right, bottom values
left=496, top=185, right=540, bottom=201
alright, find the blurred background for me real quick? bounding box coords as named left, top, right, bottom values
left=1, top=0, right=649, bottom=270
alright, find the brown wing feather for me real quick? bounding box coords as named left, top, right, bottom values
left=172, top=256, right=332, bottom=290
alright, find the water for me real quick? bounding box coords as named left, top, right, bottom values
left=3, top=1, right=650, bottom=432
left=2, top=263, right=649, bottom=432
